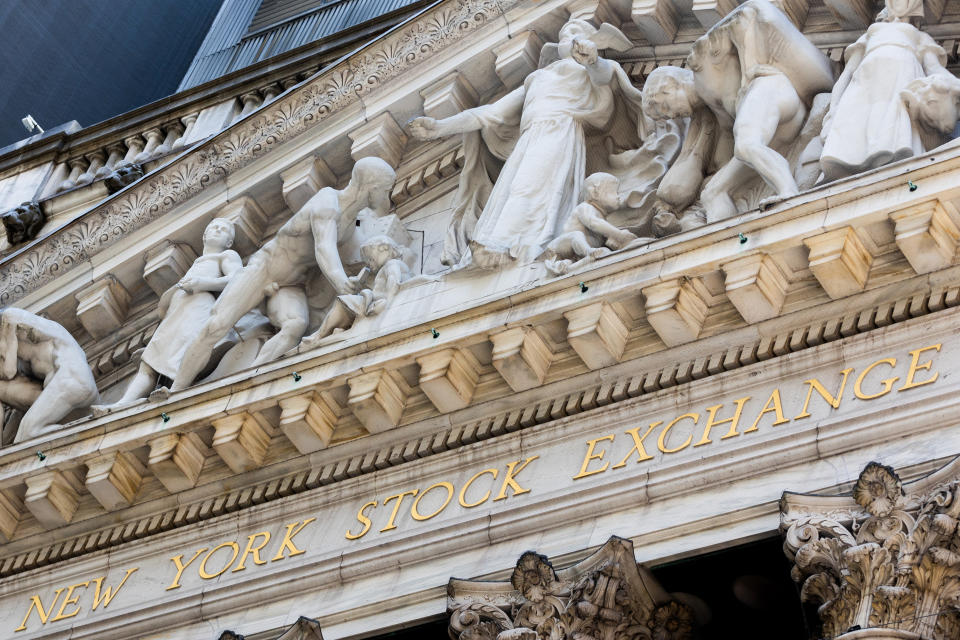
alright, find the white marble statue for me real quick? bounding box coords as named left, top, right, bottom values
left=0, top=307, right=99, bottom=443
left=408, top=19, right=652, bottom=269
left=642, top=0, right=834, bottom=222
left=542, top=172, right=640, bottom=275
left=106, top=218, right=242, bottom=406
left=171, top=157, right=397, bottom=390
left=820, top=0, right=954, bottom=182
left=902, top=73, right=960, bottom=150
left=300, top=235, right=412, bottom=347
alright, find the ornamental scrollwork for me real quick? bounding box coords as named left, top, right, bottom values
left=782, top=460, right=960, bottom=640
left=447, top=536, right=697, bottom=640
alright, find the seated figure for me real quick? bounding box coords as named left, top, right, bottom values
left=0, top=307, right=99, bottom=444
left=103, top=218, right=242, bottom=406
left=300, top=235, right=412, bottom=347
left=642, top=0, right=834, bottom=222
left=542, top=172, right=640, bottom=275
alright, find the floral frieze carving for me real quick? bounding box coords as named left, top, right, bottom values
left=781, top=460, right=960, bottom=640
left=0, top=0, right=511, bottom=305
left=448, top=536, right=696, bottom=640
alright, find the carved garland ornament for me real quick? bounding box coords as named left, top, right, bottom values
left=0, top=0, right=511, bottom=305
left=781, top=460, right=960, bottom=640
left=447, top=536, right=696, bottom=640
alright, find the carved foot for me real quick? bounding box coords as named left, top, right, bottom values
left=589, top=247, right=612, bottom=260
left=759, top=191, right=798, bottom=211
left=91, top=398, right=147, bottom=417
left=148, top=387, right=171, bottom=403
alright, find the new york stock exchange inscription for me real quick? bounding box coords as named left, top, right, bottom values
left=9, top=341, right=947, bottom=634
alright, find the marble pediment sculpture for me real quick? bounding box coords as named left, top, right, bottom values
left=101, top=218, right=243, bottom=407
left=542, top=171, right=645, bottom=275
left=819, top=0, right=957, bottom=182
left=0, top=307, right=99, bottom=444
left=408, top=18, right=679, bottom=270
left=171, top=156, right=397, bottom=390
left=298, top=231, right=436, bottom=348
left=643, top=0, right=835, bottom=223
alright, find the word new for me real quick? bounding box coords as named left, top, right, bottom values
left=15, top=568, right=138, bottom=632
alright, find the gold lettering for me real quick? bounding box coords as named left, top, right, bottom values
left=611, top=423, right=661, bottom=469
left=494, top=456, right=539, bottom=501
left=899, top=344, right=941, bottom=391
left=411, top=482, right=455, bottom=521
left=854, top=358, right=899, bottom=400
left=50, top=581, right=89, bottom=622
left=90, top=568, right=138, bottom=611
left=694, top=397, right=751, bottom=447
left=15, top=589, right=64, bottom=632
left=658, top=413, right=698, bottom=454
left=572, top=435, right=615, bottom=479
left=380, top=490, right=419, bottom=532
left=232, top=531, right=271, bottom=572
left=346, top=501, right=377, bottom=540
left=744, top=389, right=789, bottom=433
left=794, top=368, right=854, bottom=419
left=271, top=517, right=317, bottom=560
left=198, top=541, right=240, bottom=579
left=166, top=548, right=207, bottom=590
left=458, top=469, right=498, bottom=508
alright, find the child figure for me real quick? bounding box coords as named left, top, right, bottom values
left=542, top=172, right=639, bottom=275
left=103, top=218, right=242, bottom=406
left=300, top=235, right=411, bottom=347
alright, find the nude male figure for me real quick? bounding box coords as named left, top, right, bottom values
left=642, top=0, right=834, bottom=222
left=171, top=156, right=397, bottom=390
left=0, top=307, right=99, bottom=443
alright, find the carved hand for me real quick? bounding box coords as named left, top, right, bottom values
left=571, top=37, right=599, bottom=67
left=408, top=116, right=443, bottom=140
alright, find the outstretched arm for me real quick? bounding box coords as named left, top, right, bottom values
left=0, top=313, right=18, bottom=380
left=311, top=208, right=354, bottom=295
left=408, top=87, right=525, bottom=140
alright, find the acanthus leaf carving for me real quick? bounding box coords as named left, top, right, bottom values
left=448, top=536, right=696, bottom=640
left=782, top=459, right=960, bottom=639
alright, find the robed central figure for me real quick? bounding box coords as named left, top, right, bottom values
left=409, top=19, right=657, bottom=269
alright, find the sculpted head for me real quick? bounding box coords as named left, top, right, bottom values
left=360, top=235, right=403, bottom=269
left=902, top=75, right=960, bottom=136
left=582, top=172, right=621, bottom=211
left=203, top=218, right=236, bottom=251
left=642, top=66, right=697, bottom=120
left=351, top=157, right=397, bottom=214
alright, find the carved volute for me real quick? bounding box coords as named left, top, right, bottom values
left=447, top=536, right=697, bottom=640
left=781, top=460, right=960, bottom=640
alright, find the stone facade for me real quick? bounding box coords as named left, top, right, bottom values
left=3, top=0, right=960, bottom=638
